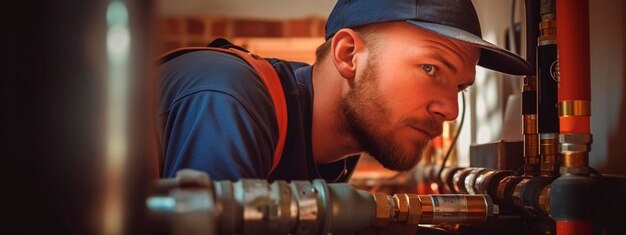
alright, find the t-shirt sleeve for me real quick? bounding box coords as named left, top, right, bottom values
left=158, top=51, right=278, bottom=180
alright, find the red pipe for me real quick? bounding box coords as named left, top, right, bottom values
left=556, top=0, right=590, bottom=134
left=556, top=221, right=594, bottom=235
left=554, top=1, right=594, bottom=234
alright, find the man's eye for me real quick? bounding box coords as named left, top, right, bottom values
left=421, top=64, right=437, bottom=75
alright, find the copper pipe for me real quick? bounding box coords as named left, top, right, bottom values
left=540, top=134, right=559, bottom=177
left=523, top=76, right=539, bottom=176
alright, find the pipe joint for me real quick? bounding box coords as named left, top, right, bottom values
left=559, top=134, right=592, bottom=170
left=560, top=166, right=591, bottom=175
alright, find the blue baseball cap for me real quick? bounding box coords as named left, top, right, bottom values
left=325, top=0, right=531, bottom=75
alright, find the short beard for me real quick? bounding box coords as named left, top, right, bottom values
left=341, top=57, right=430, bottom=171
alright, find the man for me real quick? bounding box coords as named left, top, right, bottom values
left=157, top=0, right=530, bottom=181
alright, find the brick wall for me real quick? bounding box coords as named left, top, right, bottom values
left=158, top=16, right=326, bottom=63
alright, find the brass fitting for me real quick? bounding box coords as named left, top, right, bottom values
left=524, top=115, right=538, bottom=135
left=559, top=100, right=591, bottom=117
left=560, top=133, right=592, bottom=153
left=464, top=168, right=489, bottom=194
left=511, top=177, right=532, bottom=213
left=372, top=193, right=393, bottom=227
left=495, top=175, right=524, bottom=211
left=406, top=194, right=422, bottom=225
left=524, top=115, right=540, bottom=176
left=509, top=177, right=554, bottom=217
left=523, top=76, right=537, bottom=92
left=540, top=133, right=560, bottom=177
left=441, top=167, right=463, bottom=194
left=538, top=5, right=556, bottom=45
left=538, top=18, right=556, bottom=45
left=559, top=133, right=592, bottom=170
left=415, top=195, right=496, bottom=224
left=379, top=194, right=496, bottom=226
left=561, top=153, right=589, bottom=169
left=475, top=170, right=514, bottom=196
left=524, top=133, right=539, bottom=153
left=538, top=184, right=551, bottom=215
left=474, top=170, right=497, bottom=194
left=522, top=75, right=538, bottom=177
left=392, top=194, right=409, bottom=223
left=524, top=135, right=540, bottom=169
left=452, top=168, right=474, bottom=194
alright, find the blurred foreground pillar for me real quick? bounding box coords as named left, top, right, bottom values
left=1, top=1, right=155, bottom=234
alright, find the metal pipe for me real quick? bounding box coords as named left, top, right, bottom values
left=511, top=177, right=553, bottom=217
left=522, top=0, right=542, bottom=177
left=463, top=168, right=489, bottom=194
left=522, top=76, right=540, bottom=176
left=475, top=170, right=514, bottom=197
left=495, top=175, right=525, bottom=212
left=539, top=134, right=559, bottom=177
left=148, top=170, right=498, bottom=234
left=452, top=168, right=475, bottom=194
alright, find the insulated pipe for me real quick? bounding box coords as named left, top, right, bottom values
left=550, top=174, right=598, bottom=235
left=556, top=0, right=591, bottom=135
left=554, top=0, right=592, bottom=173
left=551, top=1, right=597, bottom=235
left=555, top=0, right=593, bottom=170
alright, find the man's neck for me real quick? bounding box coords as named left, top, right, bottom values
left=310, top=60, right=362, bottom=165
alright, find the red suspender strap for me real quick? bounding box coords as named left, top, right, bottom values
left=157, top=47, right=287, bottom=178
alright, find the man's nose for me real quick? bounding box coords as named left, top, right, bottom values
left=427, top=90, right=459, bottom=121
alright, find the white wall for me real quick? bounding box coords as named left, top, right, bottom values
left=588, top=0, right=625, bottom=175
left=461, top=0, right=526, bottom=166
left=157, top=0, right=335, bottom=19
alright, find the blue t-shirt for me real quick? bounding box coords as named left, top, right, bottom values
left=158, top=45, right=359, bottom=182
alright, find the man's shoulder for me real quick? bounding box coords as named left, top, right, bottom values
left=162, top=50, right=262, bottom=90
left=159, top=50, right=270, bottom=111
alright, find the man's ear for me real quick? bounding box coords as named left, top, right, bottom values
left=330, top=28, right=366, bottom=79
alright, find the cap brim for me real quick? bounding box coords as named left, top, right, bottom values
left=407, top=20, right=530, bottom=76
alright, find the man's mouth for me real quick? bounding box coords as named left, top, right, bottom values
left=409, top=125, right=441, bottom=139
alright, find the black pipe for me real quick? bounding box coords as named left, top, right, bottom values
left=525, top=0, right=542, bottom=74
left=537, top=0, right=559, bottom=134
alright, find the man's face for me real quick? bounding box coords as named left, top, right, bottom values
left=341, top=22, right=480, bottom=171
